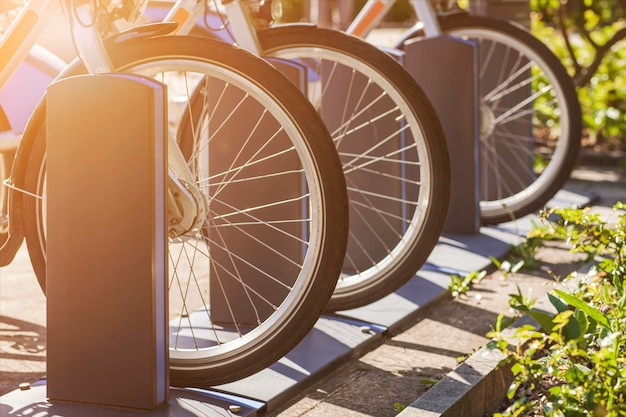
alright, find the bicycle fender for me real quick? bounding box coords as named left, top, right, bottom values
left=107, top=22, right=179, bottom=45
left=0, top=202, right=24, bottom=266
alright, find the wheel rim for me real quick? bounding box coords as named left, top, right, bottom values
left=446, top=26, right=572, bottom=219
left=264, top=45, right=434, bottom=295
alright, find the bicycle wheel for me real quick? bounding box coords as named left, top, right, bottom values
left=19, top=35, right=348, bottom=386
left=257, top=26, right=451, bottom=312
left=399, top=13, right=581, bottom=224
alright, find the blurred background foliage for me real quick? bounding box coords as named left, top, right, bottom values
left=276, top=0, right=625, bottom=152
left=531, top=0, right=626, bottom=152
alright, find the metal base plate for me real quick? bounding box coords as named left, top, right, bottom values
left=0, top=380, right=263, bottom=416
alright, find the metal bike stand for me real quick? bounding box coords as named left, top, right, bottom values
left=470, top=0, right=531, bottom=28
left=0, top=74, right=261, bottom=416
left=45, top=74, right=168, bottom=410
left=403, top=36, right=481, bottom=234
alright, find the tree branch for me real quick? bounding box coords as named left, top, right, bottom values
left=575, top=26, right=626, bottom=87
left=557, top=2, right=582, bottom=78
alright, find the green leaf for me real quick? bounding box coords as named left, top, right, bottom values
left=553, top=289, right=610, bottom=329
left=574, top=363, right=591, bottom=374
left=490, top=256, right=501, bottom=268
left=575, top=308, right=589, bottom=336
left=562, top=314, right=581, bottom=341
left=420, top=378, right=439, bottom=386
left=507, top=380, right=520, bottom=399
left=524, top=309, right=556, bottom=333
left=553, top=309, right=574, bottom=324
left=495, top=313, right=504, bottom=333
left=548, top=292, right=570, bottom=313
left=619, top=292, right=626, bottom=311
left=393, top=402, right=406, bottom=412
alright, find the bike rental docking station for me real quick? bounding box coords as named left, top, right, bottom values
left=0, top=74, right=263, bottom=416
left=0, top=5, right=595, bottom=416
left=3, top=34, right=504, bottom=417
left=2, top=47, right=508, bottom=417
left=0, top=60, right=380, bottom=416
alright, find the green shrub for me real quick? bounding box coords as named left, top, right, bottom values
left=489, top=203, right=626, bottom=416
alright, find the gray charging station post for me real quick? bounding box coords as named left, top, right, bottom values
left=46, top=74, right=168, bottom=410
left=403, top=36, right=481, bottom=234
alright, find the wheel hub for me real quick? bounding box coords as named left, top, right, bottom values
left=167, top=176, right=208, bottom=241
left=479, top=101, right=496, bottom=138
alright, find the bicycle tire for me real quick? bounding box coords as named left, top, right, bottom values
left=0, top=106, right=12, bottom=246
left=399, top=13, right=581, bottom=224
left=19, top=35, right=349, bottom=386
left=257, top=26, right=451, bottom=312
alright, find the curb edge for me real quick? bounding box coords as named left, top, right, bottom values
left=396, top=315, right=537, bottom=417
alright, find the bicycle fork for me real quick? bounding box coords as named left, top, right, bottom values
left=72, top=1, right=209, bottom=241
left=345, top=0, right=442, bottom=39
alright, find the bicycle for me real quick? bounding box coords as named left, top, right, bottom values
left=2, top=0, right=454, bottom=313
left=0, top=0, right=350, bottom=387
left=151, top=0, right=452, bottom=312
left=346, top=0, right=582, bottom=225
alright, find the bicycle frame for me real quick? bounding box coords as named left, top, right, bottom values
left=0, top=0, right=263, bottom=129
left=0, top=0, right=208, bottom=265
left=2, top=0, right=437, bottom=94
left=163, top=0, right=262, bottom=54
left=0, top=0, right=113, bottom=91
left=1, top=0, right=429, bottom=246
left=0, top=0, right=59, bottom=90
left=160, top=0, right=447, bottom=58
left=2, top=0, right=395, bottom=265
left=0, top=0, right=112, bottom=264
left=346, top=0, right=442, bottom=39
